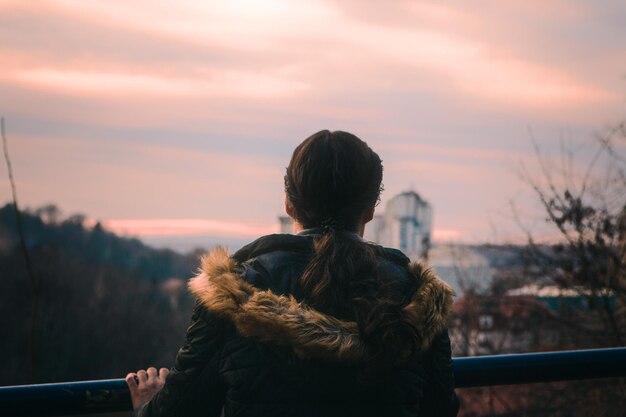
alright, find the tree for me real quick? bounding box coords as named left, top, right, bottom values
left=518, top=122, right=626, bottom=346
left=455, top=123, right=626, bottom=417
left=497, top=122, right=626, bottom=417
left=35, top=204, right=62, bottom=225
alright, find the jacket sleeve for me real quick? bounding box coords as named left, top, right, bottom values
left=136, top=301, right=228, bottom=417
left=421, top=329, right=459, bottom=417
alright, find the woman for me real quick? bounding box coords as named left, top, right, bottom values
left=126, top=130, right=459, bottom=417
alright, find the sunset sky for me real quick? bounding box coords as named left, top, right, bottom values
left=1, top=0, right=625, bottom=251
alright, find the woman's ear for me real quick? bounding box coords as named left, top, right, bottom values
left=285, top=197, right=296, bottom=219
left=363, top=205, right=375, bottom=224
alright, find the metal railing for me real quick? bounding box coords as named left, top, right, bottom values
left=1, top=347, right=625, bottom=416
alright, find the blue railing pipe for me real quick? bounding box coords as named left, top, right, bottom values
left=452, top=346, right=626, bottom=387
left=0, top=378, right=130, bottom=416
left=1, top=347, right=625, bottom=416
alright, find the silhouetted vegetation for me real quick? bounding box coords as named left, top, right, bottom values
left=508, top=124, right=623, bottom=350
left=0, top=203, right=200, bottom=385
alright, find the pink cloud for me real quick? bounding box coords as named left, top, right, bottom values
left=340, top=23, right=614, bottom=107
left=4, top=133, right=285, bottom=221
left=392, top=160, right=495, bottom=184
left=377, top=142, right=519, bottom=162
left=102, top=219, right=466, bottom=244
left=2, top=0, right=614, bottom=108
left=6, top=67, right=309, bottom=99
left=432, top=229, right=464, bottom=242
left=1, top=0, right=623, bottom=248
left=102, top=218, right=278, bottom=238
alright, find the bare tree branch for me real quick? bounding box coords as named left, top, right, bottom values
left=1, top=118, right=38, bottom=294
left=2, top=117, right=40, bottom=381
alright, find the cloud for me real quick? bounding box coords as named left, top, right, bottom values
left=1, top=0, right=617, bottom=108
left=102, top=218, right=278, bottom=238
left=7, top=67, right=309, bottom=99
left=1, top=0, right=624, bottom=246
left=377, top=142, right=519, bottom=163
left=2, top=133, right=285, bottom=220
left=50, top=0, right=338, bottom=44
left=432, top=229, right=464, bottom=242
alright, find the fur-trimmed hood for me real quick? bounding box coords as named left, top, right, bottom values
left=188, top=247, right=453, bottom=362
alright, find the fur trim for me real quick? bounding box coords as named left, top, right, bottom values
left=189, top=247, right=453, bottom=361
left=405, top=263, right=455, bottom=351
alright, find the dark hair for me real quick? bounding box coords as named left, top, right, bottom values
left=285, top=130, right=420, bottom=378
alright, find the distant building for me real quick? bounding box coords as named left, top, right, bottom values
left=506, top=285, right=615, bottom=311
left=279, top=216, right=294, bottom=234
left=278, top=190, right=432, bottom=260
left=365, top=191, right=432, bottom=260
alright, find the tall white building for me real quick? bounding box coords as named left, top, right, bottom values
left=279, top=216, right=294, bottom=234
left=278, top=191, right=432, bottom=260
left=364, top=191, right=432, bottom=260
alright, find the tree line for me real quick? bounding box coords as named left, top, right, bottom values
left=0, top=204, right=200, bottom=385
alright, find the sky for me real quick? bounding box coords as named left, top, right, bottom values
left=0, top=0, right=625, bottom=252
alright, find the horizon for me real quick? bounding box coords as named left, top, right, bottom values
left=0, top=199, right=562, bottom=256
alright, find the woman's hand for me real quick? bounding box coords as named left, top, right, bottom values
left=125, top=367, right=170, bottom=410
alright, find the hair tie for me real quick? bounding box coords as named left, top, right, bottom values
left=320, top=218, right=345, bottom=233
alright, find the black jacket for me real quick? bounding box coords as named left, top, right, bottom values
left=138, top=232, right=459, bottom=417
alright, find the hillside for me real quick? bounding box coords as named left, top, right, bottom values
left=0, top=203, right=200, bottom=282
left=0, top=203, right=200, bottom=386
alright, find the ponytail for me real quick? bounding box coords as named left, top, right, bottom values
left=299, top=229, right=367, bottom=318
left=300, top=229, right=422, bottom=380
